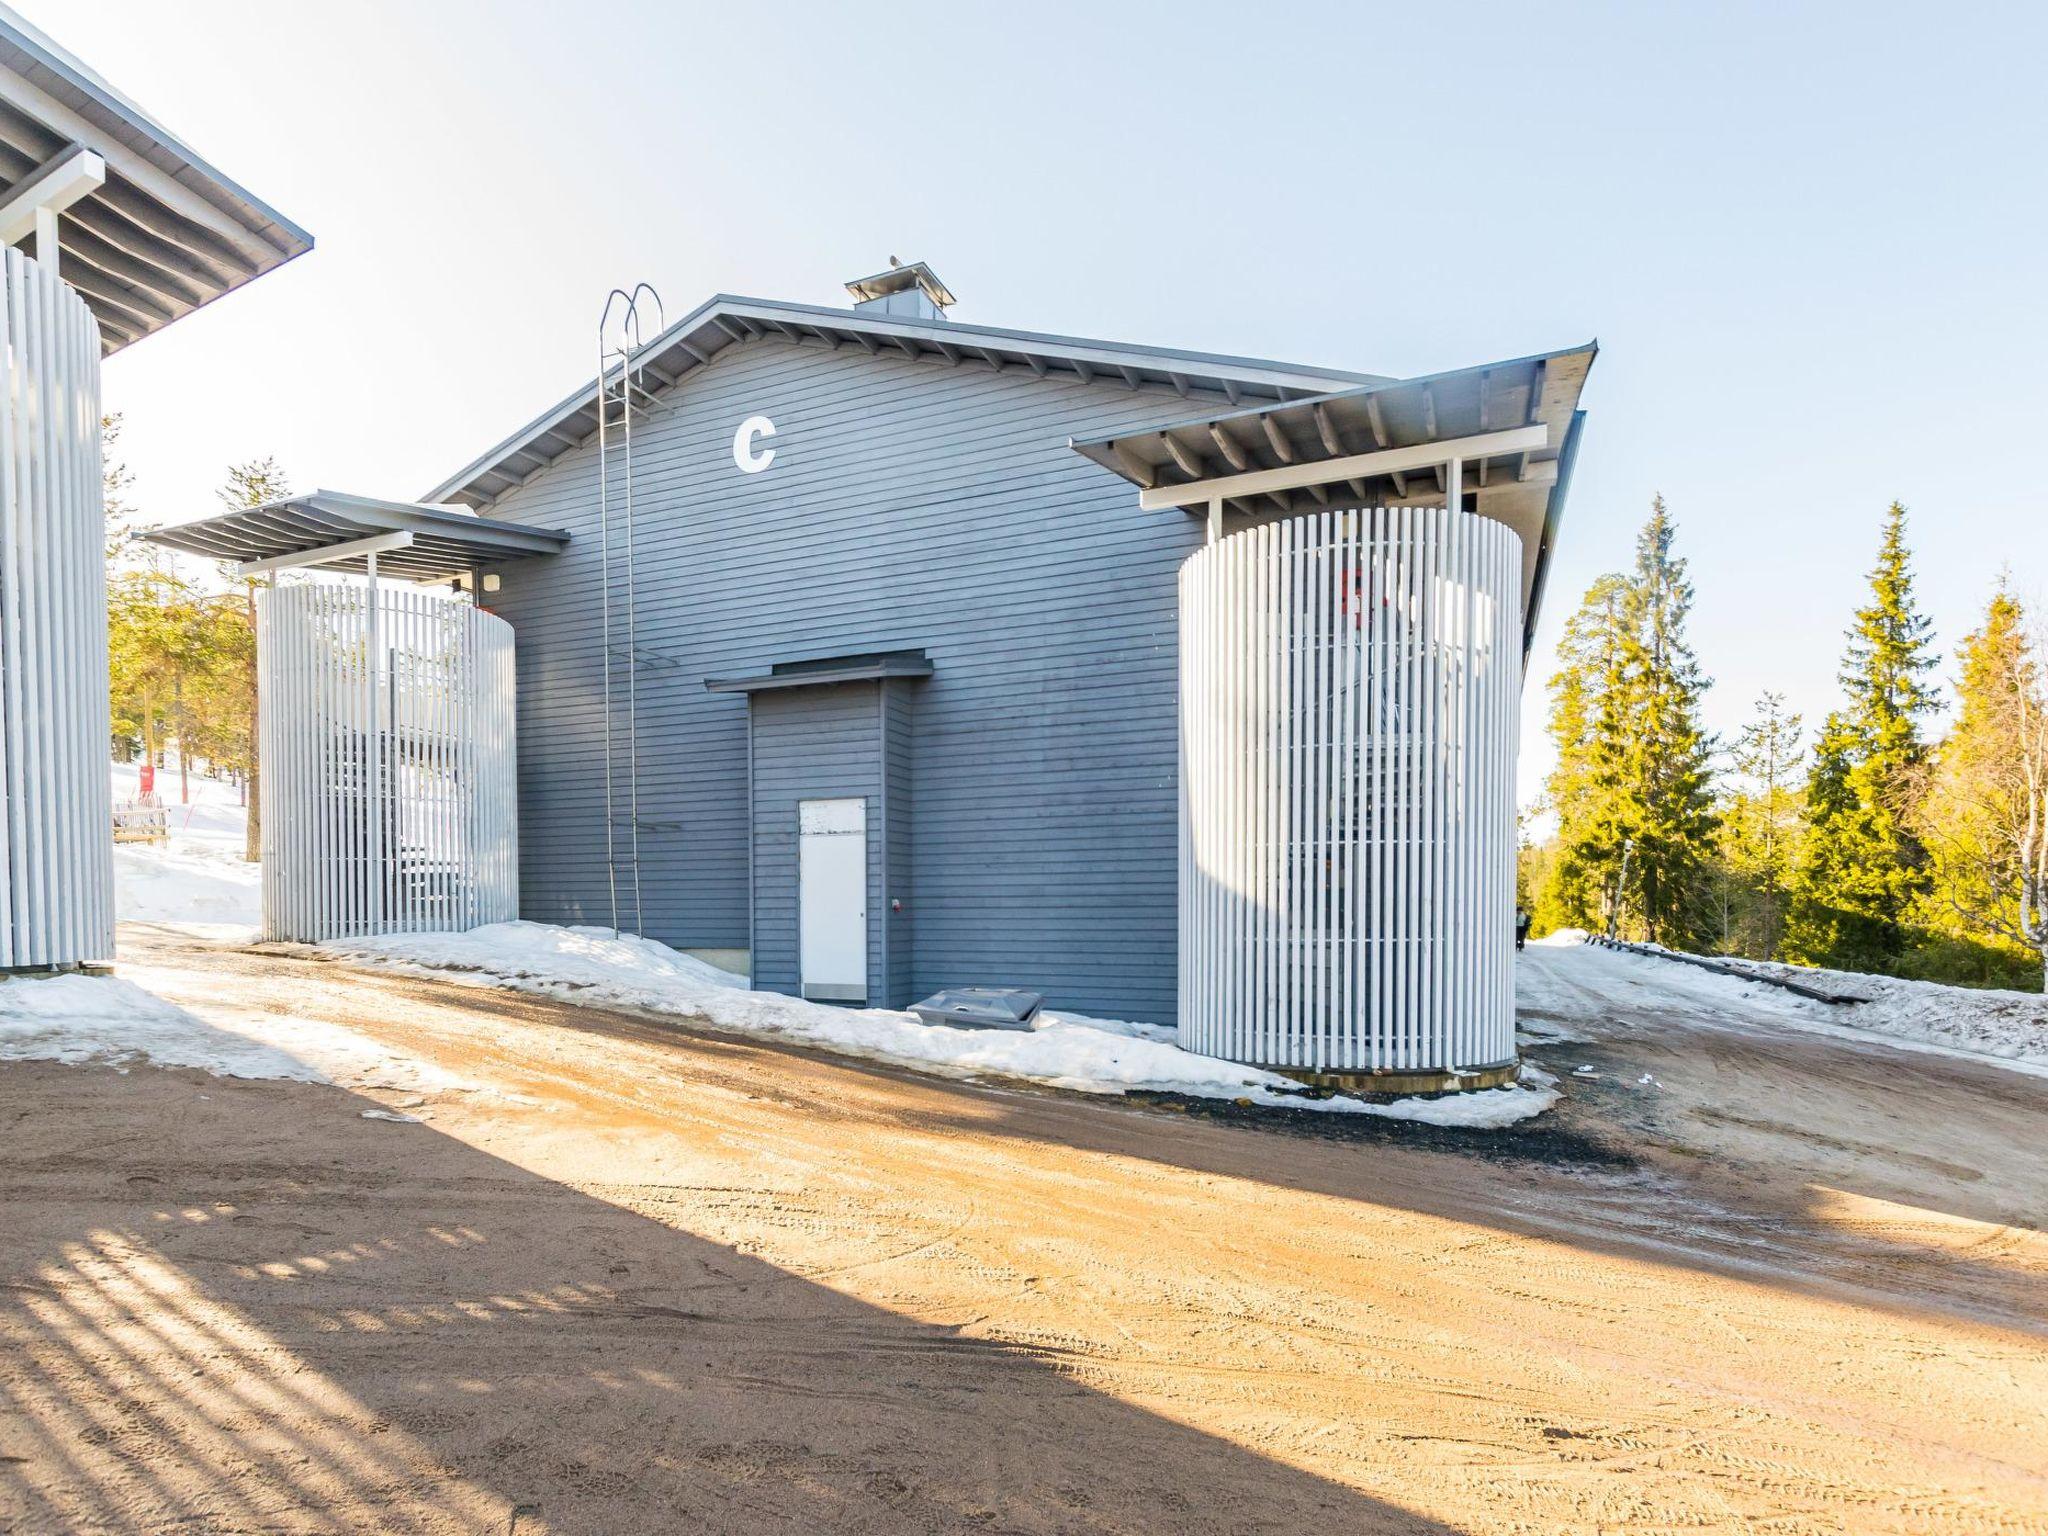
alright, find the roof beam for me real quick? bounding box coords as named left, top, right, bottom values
left=1207, top=422, right=1250, bottom=472
left=1260, top=415, right=1296, bottom=465
left=1110, top=442, right=1156, bottom=490
left=55, top=258, right=172, bottom=326
left=54, top=221, right=204, bottom=309
left=1363, top=393, right=1390, bottom=449
left=1311, top=402, right=1346, bottom=458
left=234, top=530, right=414, bottom=578
left=1136, top=424, right=1548, bottom=512
left=1161, top=434, right=1206, bottom=480
left=0, top=142, right=103, bottom=248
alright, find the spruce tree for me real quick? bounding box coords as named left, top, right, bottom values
left=1535, top=498, right=1718, bottom=945
left=1612, top=497, right=1720, bottom=945
left=1535, top=573, right=1632, bottom=934
left=1788, top=502, right=1938, bottom=969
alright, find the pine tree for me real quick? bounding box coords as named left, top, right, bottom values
left=102, top=413, right=140, bottom=560
left=1787, top=502, right=1939, bottom=970
left=1913, top=586, right=2048, bottom=984
left=1535, top=573, right=1633, bottom=934
left=1719, top=691, right=1804, bottom=958
left=219, top=457, right=292, bottom=862
left=1612, top=497, right=1719, bottom=945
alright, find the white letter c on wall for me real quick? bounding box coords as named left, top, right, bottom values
left=733, top=415, right=777, bottom=474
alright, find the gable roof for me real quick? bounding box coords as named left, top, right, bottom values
left=0, top=2, right=312, bottom=351
left=424, top=294, right=1389, bottom=511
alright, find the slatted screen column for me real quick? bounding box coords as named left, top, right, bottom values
left=0, top=249, right=113, bottom=969
left=1179, top=509, right=1522, bottom=1078
left=258, top=582, right=518, bottom=942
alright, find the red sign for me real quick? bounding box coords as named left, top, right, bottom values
left=138, top=763, right=154, bottom=794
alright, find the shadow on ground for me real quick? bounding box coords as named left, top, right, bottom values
left=0, top=1062, right=1455, bottom=1535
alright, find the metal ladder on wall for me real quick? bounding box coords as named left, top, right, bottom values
left=595, top=284, right=663, bottom=936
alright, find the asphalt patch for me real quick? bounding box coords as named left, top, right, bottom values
left=1130, top=1090, right=1635, bottom=1170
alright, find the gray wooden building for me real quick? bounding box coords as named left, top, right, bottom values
left=158, top=263, right=1593, bottom=1030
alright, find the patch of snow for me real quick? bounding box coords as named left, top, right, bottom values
left=110, top=759, right=261, bottom=938
left=1517, top=940, right=2048, bottom=1079
left=1532, top=927, right=1589, bottom=947
left=114, top=843, right=261, bottom=931
left=1700, top=953, right=2048, bottom=1067
left=0, top=973, right=321, bottom=1081
left=330, top=921, right=1557, bottom=1127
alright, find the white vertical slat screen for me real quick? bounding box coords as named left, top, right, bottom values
left=1179, top=509, right=1522, bottom=1076
left=258, top=582, right=518, bottom=943
left=0, top=250, right=112, bottom=969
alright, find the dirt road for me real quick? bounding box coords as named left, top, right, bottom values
left=3, top=928, right=2045, bottom=1534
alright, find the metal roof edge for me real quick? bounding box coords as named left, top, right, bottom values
left=714, top=296, right=1390, bottom=390
left=1523, top=406, right=1588, bottom=655
left=0, top=2, right=313, bottom=256
left=141, top=488, right=570, bottom=561
left=1068, top=340, right=1600, bottom=456
left=422, top=294, right=1391, bottom=506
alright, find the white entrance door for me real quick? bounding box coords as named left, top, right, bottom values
left=799, top=797, right=867, bottom=1002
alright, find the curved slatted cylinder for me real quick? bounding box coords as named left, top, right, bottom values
left=258, top=582, right=518, bottom=942
left=1179, top=509, right=1521, bottom=1077
left=0, top=251, right=112, bottom=969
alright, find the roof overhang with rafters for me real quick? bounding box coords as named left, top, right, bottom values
left=1070, top=343, right=1596, bottom=650
left=140, top=491, right=569, bottom=581
left=424, top=294, right=1389, bottom=511
left=0, top=3, right=312, bottom=352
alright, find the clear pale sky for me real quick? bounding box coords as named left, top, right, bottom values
left=36, top=0, right=2047, bottom=809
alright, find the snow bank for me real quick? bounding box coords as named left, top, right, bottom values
left=1518, top=940, right=2048, bottom=1074
left=330, top=921, right=1557, bottom=1126
left=110, top=759, right=261, bottom=936
left=1705, top=954, right=2048, bottom=1067
left=0, top=973, right=319, bottom=1080
left=1532, top=927, right=1590, bottom=948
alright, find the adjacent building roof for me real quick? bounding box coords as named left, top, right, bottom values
left=425, top=294, right=1389, bottom=511
left=1070, top=344, right=1596, bottom=650
left=0, top=2, right=313, bottom=351
left=141, top=490, right=569, bottom=581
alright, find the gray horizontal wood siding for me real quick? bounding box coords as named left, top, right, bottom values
left=880, top=677, right=914, bottom=1009
left=478, top=333, right=1218, bottom=1023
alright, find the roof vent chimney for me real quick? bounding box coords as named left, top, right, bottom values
left=845, top=258, right=955, bottom=323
